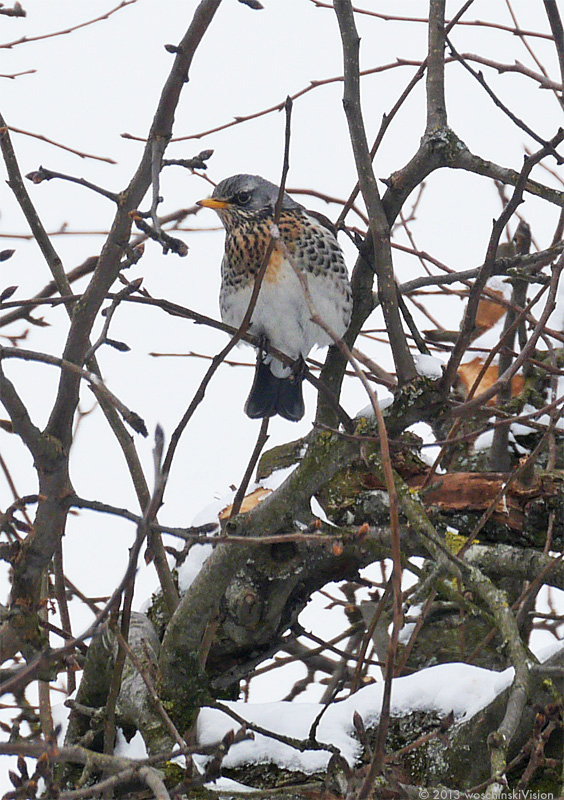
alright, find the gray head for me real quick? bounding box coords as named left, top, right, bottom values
left=198, top=174, right=302, bottom=215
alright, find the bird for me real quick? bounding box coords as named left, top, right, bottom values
left=198, top=174, right=352, bottom=422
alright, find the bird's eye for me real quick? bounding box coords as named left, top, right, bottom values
left=235, top=191, right=251, bottom=205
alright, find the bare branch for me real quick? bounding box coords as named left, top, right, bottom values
left=447, top=38, right=564, bottom=160
left=334, top=0, right=416, bottom=386
left=25, top=165, right=119, bottom=202
left=4, top=124, right=116, bottom=163
left=0, top=0, right=139, bottom=50
left=425, top=0, right=447, bottom=133
left=0, top=3, right=25, bottom=17
left=543, top=0, right=564, bottom=101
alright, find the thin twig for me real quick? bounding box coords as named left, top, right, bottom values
left=25, top=166, right=119, bottom=202
left=211, top=700, right=341, bottom=756
left=84, top=278, right=142, bottom=362
left=0, top=345, right=148, bottom=436
left=308, top=0, right=552, bottom=41
left=446, top=38, right=564, bottom=162
left=229, top=417, right=270, bottom=520
left=122, top=63, right=418, bottom=144
left=0, top=0, right=139, bottom=52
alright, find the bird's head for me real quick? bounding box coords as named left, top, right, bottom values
left=197, top=174, right=301, bottom=221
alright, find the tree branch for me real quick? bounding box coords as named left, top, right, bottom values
left=425, top=0, right=447, bottom=133
left=334, top=0, right=416, bottom=387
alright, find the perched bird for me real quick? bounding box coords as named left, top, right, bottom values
left=198, top=174, right=352, bottom=422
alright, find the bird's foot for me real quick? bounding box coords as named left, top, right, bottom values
left=291, top=355, right=307, bottom=381
left=256, top=333, right=270, bottom=361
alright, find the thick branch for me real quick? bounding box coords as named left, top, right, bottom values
left=158, top=430, right=360, bottom=711
left=392, top=471, right=534, bottom=784
left=425, top=0, right=447, bottom=132
left=334, top=0, right=416, bottom=386
left=453, top=146, right=564, bottom=207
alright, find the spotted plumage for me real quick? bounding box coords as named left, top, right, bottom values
left=198, top=174, right=352, bottom=421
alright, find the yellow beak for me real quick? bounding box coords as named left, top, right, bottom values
left=197, top=196, right=230, bottom=209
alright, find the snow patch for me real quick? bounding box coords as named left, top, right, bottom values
left=474, top=429, right=494, bottom=451
left=114, top=729, right=148, bottom=760
left=177, top=544, right=214, bottom=593
left=198, top=662, right=514, bottom=774
left=205, top=776, right=257, bottom=793
left=413, top=353, right=444, bottom=380
left=356, top=393, right=394, bottom=418
left=176, top=464, right=300, bottom=595
left=310, top=494, right=336, bottom=525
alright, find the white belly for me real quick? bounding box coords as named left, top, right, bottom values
left=220, top=256, right=349, bottom=379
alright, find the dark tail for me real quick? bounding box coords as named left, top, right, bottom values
left=244, top=360, right=305, bottom=422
